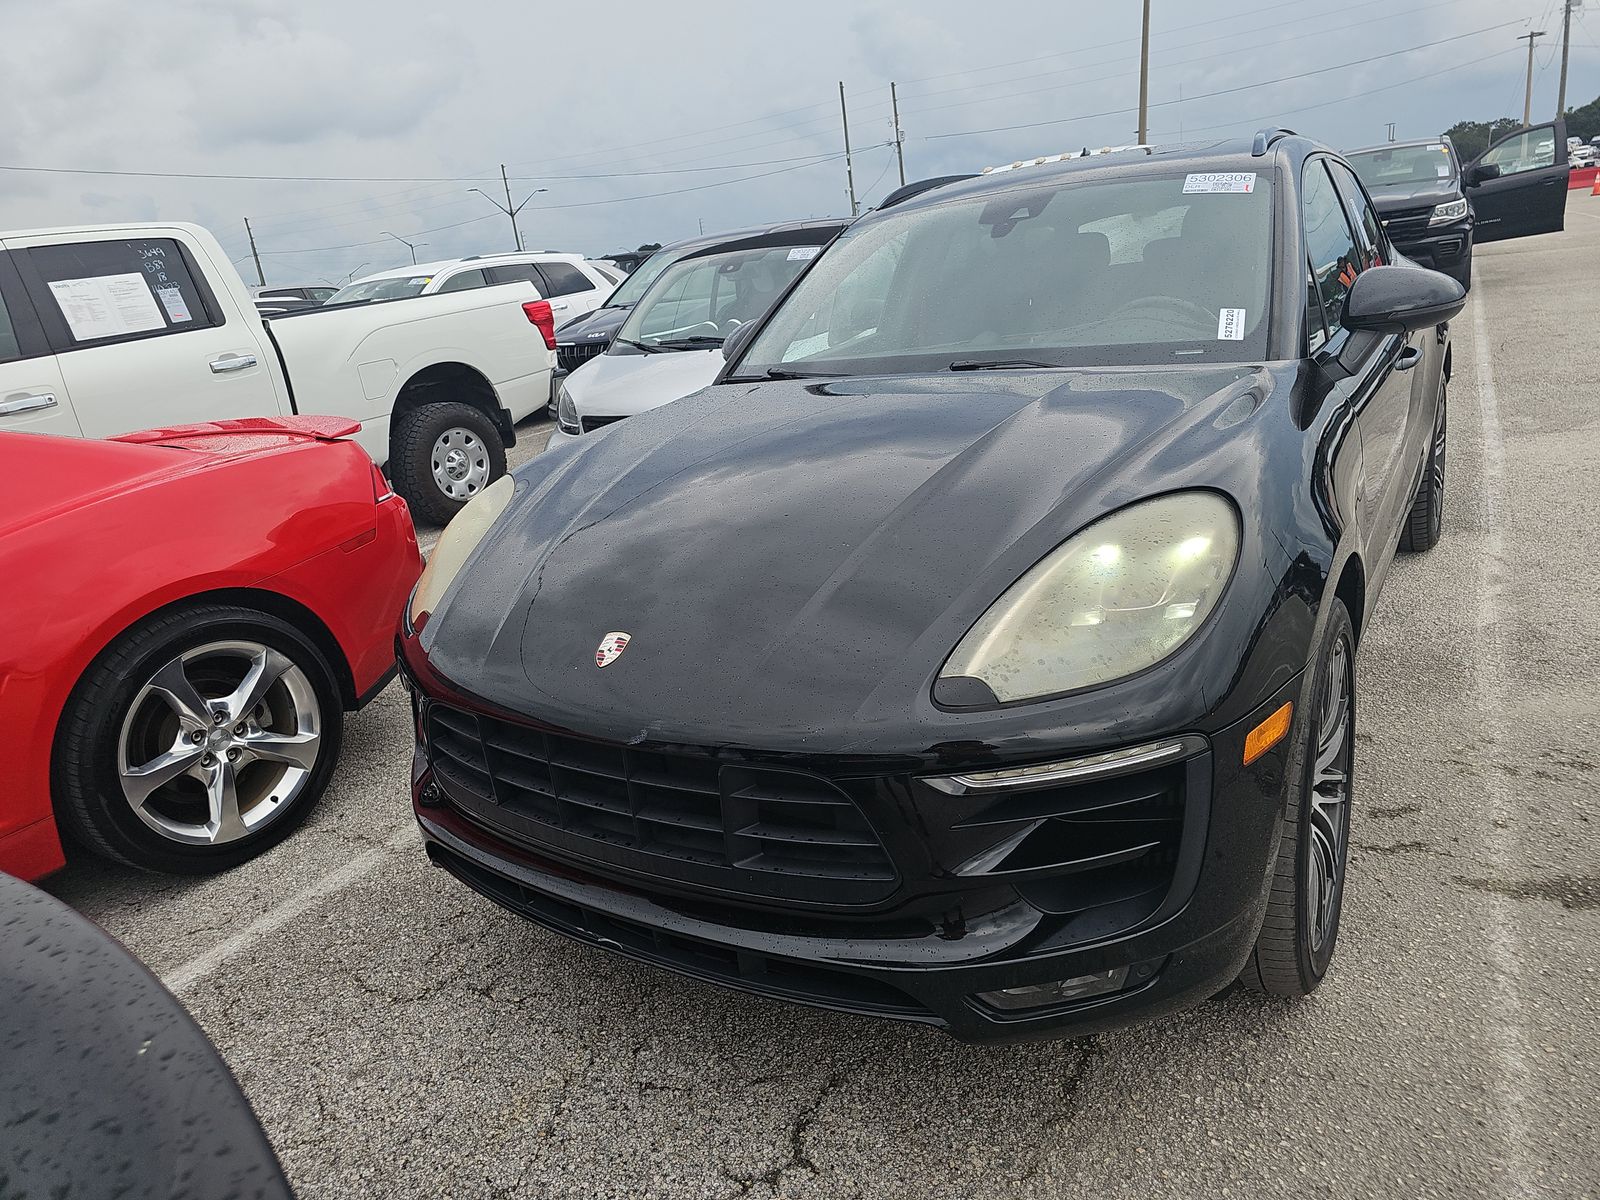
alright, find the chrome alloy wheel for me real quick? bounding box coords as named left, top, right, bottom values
left=1307, top=630, right=1354, bottom=954
left=116, top=640, right=322, bottom=846
left=431, top=427, right=491, bottom=500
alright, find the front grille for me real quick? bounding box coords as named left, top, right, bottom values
left=580, top=413, right=627, bottom=434
left=556, top=340, right=607, bottom=375
left=1380, top=204, right=1436, bottom=240
left=427, top=840, right=931, bottom=1018
left=425, top=704, right=897, bottom=903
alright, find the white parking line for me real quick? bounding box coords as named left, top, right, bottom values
left=1467, top=291, right=1539, bottom=1198
left=161, top=826, right=415, bottom=995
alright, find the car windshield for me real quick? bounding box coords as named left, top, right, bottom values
left=1346, top=144, right=1456, bottom=189
left=737, top=172, right=1274, bottom=376
left=327, top=274, right=434, bottom=304
left=603, top=249, right=678, bottom=308
left=614, top=244, right=823, bottom=350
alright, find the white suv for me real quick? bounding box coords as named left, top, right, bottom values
left=330, top=252, right=621, bottom=323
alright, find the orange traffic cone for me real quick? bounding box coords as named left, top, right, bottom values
left=1592, top=173, right=1600, bottom=196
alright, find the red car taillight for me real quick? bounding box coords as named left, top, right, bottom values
left=522, top=300, right=557, bottom=350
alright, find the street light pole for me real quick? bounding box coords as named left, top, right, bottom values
left=341, top=262, right=370, bottom=285
left=469, top=169, right=549, bottom=252
left=1518, top=30, right=1546, bottom=128
left=381, top=232, right=427, bottom=265
left=1137, top=0, right=1152, bottom=144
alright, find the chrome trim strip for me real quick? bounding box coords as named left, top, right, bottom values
left=924, top=735, right=1206, bottom=795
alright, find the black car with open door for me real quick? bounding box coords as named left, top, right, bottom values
left=400, top=130, right=1467, bottom=1043
left=1463, top=119, right=1569, bottom=244
left=1345, top=138, right=1475, bottom=287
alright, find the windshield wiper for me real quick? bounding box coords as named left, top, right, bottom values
left=753, top=366, right=843, bottom=380
left=614, top=337, right=664, bottom=354
left=947, top=358, right=1056, bottom=371
left=654, top=335, right=725, bottom=349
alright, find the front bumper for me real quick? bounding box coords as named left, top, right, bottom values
left=1390, top=221, right=1473, bottom=274
left=401, top=632, right=1300, bottom=1041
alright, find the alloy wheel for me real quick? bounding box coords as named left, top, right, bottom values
left=116, top=640, right=322, bottom=846
left=431, top=427, right=491, bottom=500
left=1306, top=631, right=1354, bottom=955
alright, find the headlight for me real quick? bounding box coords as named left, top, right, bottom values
left=556, top=383, right=581, bottom=435
left=408, top=475, right=515, bottom=626
left=1428, top=198, right=1468, bottom=226
left=939, top=492, right=1239, bottom=704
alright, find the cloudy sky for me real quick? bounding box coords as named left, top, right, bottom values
left=3, top=0, right=1594, bottom=286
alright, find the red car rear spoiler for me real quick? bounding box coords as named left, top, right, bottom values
left=113, top=415, right=362, bottom=445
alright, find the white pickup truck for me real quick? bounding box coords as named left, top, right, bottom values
left=0, top=221, right=555, bottom=522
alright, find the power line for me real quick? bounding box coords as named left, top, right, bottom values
left=922, top=20, right=1530, bottom=142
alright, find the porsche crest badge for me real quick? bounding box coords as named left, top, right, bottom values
left=595, top=631, right=631, bottom=668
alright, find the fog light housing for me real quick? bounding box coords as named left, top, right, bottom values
left=976, top=966, right=1130, bottom=1011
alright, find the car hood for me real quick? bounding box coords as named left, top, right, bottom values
left=565, top=348, right=724, bottom=417
left=424, top=364, right=1284, bottom=750
left=1365, top=182, right=1461, bottom=211
left=556, top=305, right=627, bottom=342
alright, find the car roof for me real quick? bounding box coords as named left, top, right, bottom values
left=349, top=251, right=600, bottom=285
left=867, top=134, right=1327, bottom=221
left=653, top=218, right=851, bottom=257
left=1346, top=139, right=1450, bottom=154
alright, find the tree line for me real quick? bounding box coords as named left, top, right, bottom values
left=1445, top=93, right=1599, bottom=160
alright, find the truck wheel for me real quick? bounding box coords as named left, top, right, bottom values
left=392, top=402, right=506, bottom=525
left=53, top=604, right=343, bottom=875
left=1239, top=598, right=1356, bottom=997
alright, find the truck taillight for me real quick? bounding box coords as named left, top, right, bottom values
left=522, top=300, right=557, bottom=350
left=371, top=461, right=395, bottom=502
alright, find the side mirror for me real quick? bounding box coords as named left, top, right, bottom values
left=1343, top=265, right=1467, bottom=335
left=722, top=319, right=759, bottom=362
left=1467, top=161, right=1501, bottom=185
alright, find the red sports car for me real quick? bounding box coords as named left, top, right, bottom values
left=0, top=416, right=420, bottom=881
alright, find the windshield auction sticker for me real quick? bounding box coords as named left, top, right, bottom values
left=1217, top=309, right=1247, bottom=340
left=1183, top=172, right=1257, bottom=194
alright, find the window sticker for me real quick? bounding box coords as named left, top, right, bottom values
left=787, top=246, right=821, bottom=261
left=1183, top=172, right=1257, bottom=194
left=47, top=274, right=165, bottom=341
left=1217, top=308, right=1247, bottom=340
left=154, top=285, right=191, bottom=323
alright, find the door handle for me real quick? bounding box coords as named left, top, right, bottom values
left=210, top=353, right=258, bottom=374
left=0, top=391, right=57, bottom=416
left=551, top=301, right=570, bottom=311
left=1396, top=345, right=1422, bottom=372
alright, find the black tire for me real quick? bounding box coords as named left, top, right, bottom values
left=390, top=401, right=507, bottom=525
left=1399, top=375, right=1447, bottom=553
left=1239, top=598, right=1355, bottom=997
left=52, top=604, right=344, bottom=875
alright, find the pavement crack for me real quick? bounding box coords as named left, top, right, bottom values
left=716, top=1067, right=851, bottom=1197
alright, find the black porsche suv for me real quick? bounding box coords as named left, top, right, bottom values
left=401, top=129, right=1484, bottom=1042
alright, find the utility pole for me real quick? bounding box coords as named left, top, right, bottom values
left=1137, top=0, right=1152, bottom=144
left=468, top=170, right=548, bottom=253
left=1557, top=0, right=1578, bottom=120
left=890, top=81, right=907, bottom=187
left=242, top=217, right=264, bottom=287
left=1519, top=30, right=1546, bottom=128
left=382, top=231, right=427, bottom=265
left=839, top=81, right=859, bottom=218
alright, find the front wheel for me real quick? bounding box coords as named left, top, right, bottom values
left=1239, top=599, right=1356, bottom=997
left=390, top=401, right=507, bottom=525
left=53, top=604, right=344, bottom=874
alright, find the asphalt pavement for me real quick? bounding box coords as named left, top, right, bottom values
left=44, top=190, right=1600, bottom=1199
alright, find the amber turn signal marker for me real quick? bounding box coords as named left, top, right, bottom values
left=1243, top=701, right=1293, bottom=765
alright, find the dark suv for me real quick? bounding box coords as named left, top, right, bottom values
left=1348, top=120, right=1572, bottom=290
left=1345, top=139, right=1474, bottom=286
